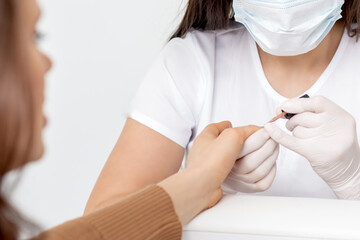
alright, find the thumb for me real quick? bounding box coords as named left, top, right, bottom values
left=201, top=121, right=233, bottom=139
left=264, top=123, right=298, bottom=149
left=223, top=125, right=262, bottom=152
left=235, top=125, right=263, bottom=141
left=216, top=125, right=261, bottom=158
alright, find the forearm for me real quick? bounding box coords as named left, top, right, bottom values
left=85, top=119, right=185, bottom=214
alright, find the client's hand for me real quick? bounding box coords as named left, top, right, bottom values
left=186, top=121, right=261, bottom=205
left=159, top=121, right=260, bottom=225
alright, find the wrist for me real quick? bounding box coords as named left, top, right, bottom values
left=158, top=169, right=221, bottom=225
left=331, top=156, right=360, bottom=200
left=323, top=146, right=360, bottom=200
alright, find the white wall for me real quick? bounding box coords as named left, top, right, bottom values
left=7, top=0, right=187, bottom=231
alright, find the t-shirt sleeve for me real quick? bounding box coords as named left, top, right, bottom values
left=129, top=37, right=206, bottom=148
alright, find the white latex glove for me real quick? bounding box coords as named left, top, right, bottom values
left=222, top=128, right=279, bottom=193
left=264, top=96, right=360, bottom=200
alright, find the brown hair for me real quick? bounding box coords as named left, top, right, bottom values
left=171, top=0, right=360, bottom=40
left=0, top=0, right=36, bottom=239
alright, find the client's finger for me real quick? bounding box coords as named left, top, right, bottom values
left=201, top=121, right=233, bottom=139
left=213, top=125, right=261, bottom=170
left=233, top=125, right=262, bottom=142
left=217, top=125, right=261, bottom=154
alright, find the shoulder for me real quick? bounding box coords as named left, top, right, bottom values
left=164, top=21, right=247, bottom=58
left=159, top=21, right=247, bottom=74
left=143, top=22, right=248, bottom=120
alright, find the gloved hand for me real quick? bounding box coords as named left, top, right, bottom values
left=222, top=128, right=279, bottom=193
left=264, top=96, right=360, bottom=200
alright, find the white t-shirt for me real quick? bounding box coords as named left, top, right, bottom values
left=130, top=22, right=360, bottom=199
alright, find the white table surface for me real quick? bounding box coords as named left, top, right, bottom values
left=183, top=194, right=360, bottom=240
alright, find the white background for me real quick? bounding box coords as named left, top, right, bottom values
left=5, top=1, right=360, bottom=239
left=7, top=0, right=187, bottom=231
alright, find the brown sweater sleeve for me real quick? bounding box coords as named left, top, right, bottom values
left=32, top=185, right=182, bottom=240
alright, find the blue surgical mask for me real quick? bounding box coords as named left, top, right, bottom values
left=233, top=0, right=344, bottom=56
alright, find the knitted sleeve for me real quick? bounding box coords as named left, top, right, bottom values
left=32, top=185, right=182, bottom=240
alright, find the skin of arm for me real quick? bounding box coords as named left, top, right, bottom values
left=84, top=118, right=186, bottom=214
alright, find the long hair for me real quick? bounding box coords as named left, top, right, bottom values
left=171, top=0, right=360, bottom=40
left=343, top=0, right=360, bottom=38
left=0, top=0, right=36, bottom=239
